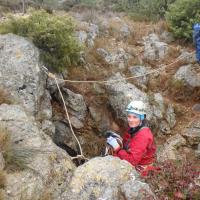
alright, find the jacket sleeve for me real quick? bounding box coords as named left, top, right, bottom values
left=116, top=132, right=150, bottom=166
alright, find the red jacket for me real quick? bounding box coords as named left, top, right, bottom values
left=115, top=127, right=156, bottom=166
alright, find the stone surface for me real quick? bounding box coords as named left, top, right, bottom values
left=0, top=104, right=75, bottom=200
left=182, top=119, right=200, bottom=146
left=0, top=34, right=51, bottom=119
left=174, top=64, right=200, bottom=88
left=143, top=33, right=168, bottom=60
left=129, top=65, right=149, bottom=88
left=0, top=152, right=5, bottom=170
left=157, top=134, right=186, bottom=162
left=61, top=156, right=156, bottom=200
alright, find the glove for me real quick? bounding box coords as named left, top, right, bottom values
left=106, top=136, right=120, bottom=151
left=104, top=131, right=122, bottom=140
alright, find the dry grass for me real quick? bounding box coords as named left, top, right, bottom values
left=0, top=87, right=12, bottom=105
left=0, top=125, right=39, bottom=171
left=0, top=171, right=6, bottom=189
left=38, top=190, right=52, bottom=200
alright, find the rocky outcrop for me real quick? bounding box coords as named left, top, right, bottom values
left=0, top=104, right=75, bottom=200
left=174, top=64, right=200, bottom=88
left=61, top=156, right=156, bottom=200
left=97, top=48, right=130, bottom=69
left=54, top=87, right=87, bottom=129
left=157, top=134, right=186, bottom=162
left=143, top=33, right=168, bottom=60
left=106, top=73, right=176, bottom=133
left=182, top=119, right=200, bottom=146
left=0, top=34, right=51, bottom=120
left=129, top=65, right=150, bottom=89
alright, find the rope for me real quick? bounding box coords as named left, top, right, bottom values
left=53, top=74, right=88, bottom=161
left=43, top=51, right=194, bottom=84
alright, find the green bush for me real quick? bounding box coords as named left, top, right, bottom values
left=166, top=0, right=200, bottom=41
left=0, top=10, right=81, bottom=72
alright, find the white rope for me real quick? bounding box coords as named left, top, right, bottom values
left=44, top=51, right=193, bottom=84
left=53, top=75, right=88, bottom=160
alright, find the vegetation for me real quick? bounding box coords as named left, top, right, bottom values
left=166, top=0, right=200, bottom=41
left=0, top=125, right=39, bottom=171
left=145, top=160, right=200, bottom=199
left=0, top=10, right=81, bottom=72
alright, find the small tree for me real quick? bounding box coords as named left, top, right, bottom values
left=0, top=10, right=82, bottom=72
left=166, top=0, right=200, bottom=41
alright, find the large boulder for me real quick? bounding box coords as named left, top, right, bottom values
left=157, top=134, right=186, bottom=162
left=129, top=65, right=150, bottom=89
left=143, top=33, right=168, bottom=60
left=61, top=156, right=156, bottom=200
left=174, top=64, right=200, bottom=88
left=0, top=104, right=75, bottom=200
left=106, top=73, right=176, bottom=133
left=0, top=34, right=52, bottom=120
left=182, top=119, right=200, bottom=146
left=54, top=87, right=87, bottom=129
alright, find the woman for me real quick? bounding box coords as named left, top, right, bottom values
left=107, top=100, right=156, bottom=175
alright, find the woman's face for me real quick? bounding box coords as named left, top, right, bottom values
left=127, top=113, right=141, bottom=128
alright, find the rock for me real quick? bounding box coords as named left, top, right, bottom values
left=106, top=73, right=176, bottom=133
left=154, top=93, right=165, bottom=112
left=157, top=134, right=186, bottom=162
left=195, top=144, right=200, bottom=158
left=178, top=50, right=195, bottom=64
left=113, top=48, right=129, bottom=69
left=54, top=121, right=77, bottom=152
left=0, top=34, right=51, bottom=120
left=174, top=64, right=200, bottom=88
left=106, top=73, right=150, bottom=122
left=159, top=121, right=171, bottom=134
left=75, top=31, right=87, bottom=45
left=192, top=104, right=200, bottom=112
left=182, top=119, right=200, bottom=146
left=166, top=104, right=176, bottom=128
left=55, top=87, right=87, bottom=123
left=119, top=24, right=131, bottom=40
left=0, top=104, right=75, bottom=200
left=0, top=153, right=5, bottom=170
left=61, top=156, right=156, bottom=200
left=41, top=120, right=55, bottom=137
left=87, top=23, right=99, bottom=47
left=47, top=73, right=65, bottom=95
left=70, top=116, right=84, bottom=129
left=89, top=106, right=111, bottom=132
left=143, top=33, right=168, bottom=60
left=129, top=65, right=149, bottom=88
left=97, top=48, right=113, bottom=64
left=160, top=31, right=175, bottom=43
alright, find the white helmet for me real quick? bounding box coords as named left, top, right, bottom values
left=126, top=100, right=146, bottom=115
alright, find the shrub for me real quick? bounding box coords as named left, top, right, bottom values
left=0, top=10, right=82, bottom=72
left=113, top=0, right=175, bottom=21
left=166, top=0, right=200, bottom=41
left=145, top=160, right=200, bottom=199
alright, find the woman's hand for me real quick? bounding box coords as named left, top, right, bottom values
left=106, top=136, right=120, bottom=151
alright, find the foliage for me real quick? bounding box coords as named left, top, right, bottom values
left=113, top=0, right=175, bottom=21
left=166, top=0, right=200, bottom=41
left=0, top=10, right=81, bottom=72
left=145, top=160, right=200, bottom=199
